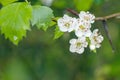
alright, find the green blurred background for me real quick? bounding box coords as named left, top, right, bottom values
left=0, top=0, right=120, bottom=80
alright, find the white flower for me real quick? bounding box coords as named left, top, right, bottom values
left=69, top=37, right=88, bottom=54
left=57, top=11, right=104, bottom=54
left=57, top=14, right=77, bottom=32
left=89, top=29, right=104, bottom=50
left=79, top=11, right=95, bottom=23
left=75, top=19, right=92, bottom=37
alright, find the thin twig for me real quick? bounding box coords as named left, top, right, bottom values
left=66, top=8, right=120, bottom=21
left=52, top=9, right=120, bottom=22
left=102, top=20, right=115, bottom=53
left=95, top=12, right=120, bottom=20
left=66, top=8, right=79, bottom=16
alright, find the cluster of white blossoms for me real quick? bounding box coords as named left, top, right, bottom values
left=57, top=11, right=104, bottom=54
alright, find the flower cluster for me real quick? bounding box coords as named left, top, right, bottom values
left=57, top=11, right=104, bottom=54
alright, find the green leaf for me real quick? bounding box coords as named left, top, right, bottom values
left=49, top=17, right=59, bottom=27
left=49, top=20, right=56, bottom=27
left=92, top=49, right=97, bottom=53
left=0, top=0, right=18, bottom=6
left=0, top=2, right=32, bottom=45
left=54, top=26, right=64, bottom=39
left=31, top=5, right=54, bottom=31
left=74, top=0, right=94, bottom=11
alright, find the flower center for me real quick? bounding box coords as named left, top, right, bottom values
left=76, top=42, right=81, bottom=47
left=93, top=36, right=98, bottom=42
left=64, top=23, right=70, bottom=28
left=79, top=25, right=85, bottom=30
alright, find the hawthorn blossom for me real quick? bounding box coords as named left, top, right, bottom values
left=57, top=11, right=104, bottom=54
left=75, top=19, right=92, bottom=37
left=57, top=14, right=77, bottom=32
left=79, top=11, right=95, bottom=23
left=89, top=29, right=104, bottom=50
left=69, top=37, right=88, bottom=54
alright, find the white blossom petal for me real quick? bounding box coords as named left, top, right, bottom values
left=89, top=29, right=104, bottom=50
left=75, top=30, right=83, bottom=37
left=57, top=14, right=77, bottom=32
left=69, top=45, right=76, bottom=53
left=90, top=44, right=95, bottom=50
left=69, top=37, right=88, bottom=54
left=76, top=48, right=84, bottom=54
left=79, top=11, right=95, bottom=24
left=69, top=39, right=76, bottom=44
left=84, top=30, right=92, bottom=37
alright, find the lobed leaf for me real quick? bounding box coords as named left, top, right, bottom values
left=0, top=2, right=32, bottom=45
left=31, top=5, right=54, bottom=31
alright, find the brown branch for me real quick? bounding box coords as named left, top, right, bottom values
left=66, top=8, right=120, bottom=21
left=95, top=12, right=120, bottom=21
left=102, top=20, right=115, bottom=53
left=52, top=9, right=120, bottom=22
left=52, top=8, right=120, bottom=23
left=66, top=8, right=79, bottom=16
